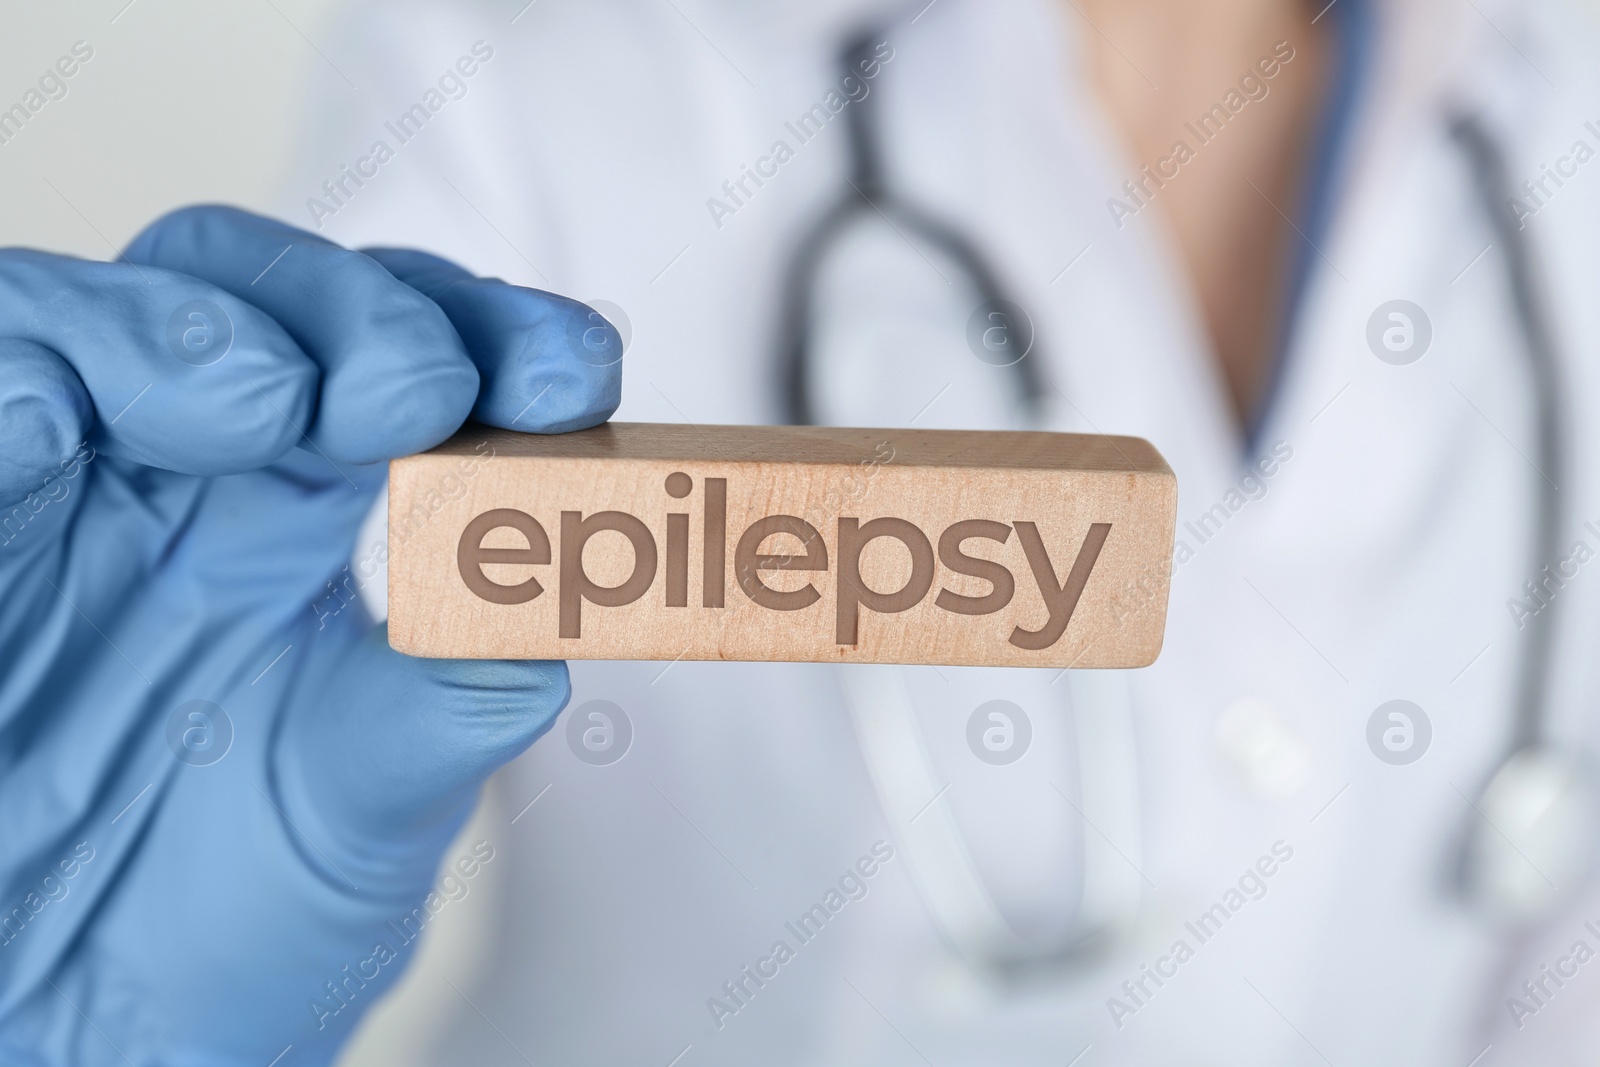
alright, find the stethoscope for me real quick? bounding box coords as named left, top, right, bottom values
left=778, top=16, right=1600, bottom=974
left=1444, top=116, right=1598, bottom=926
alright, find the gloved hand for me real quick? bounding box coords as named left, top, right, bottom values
left=0, top=205, right=621, bottom=1066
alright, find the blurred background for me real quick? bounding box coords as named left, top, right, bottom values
left=1, top=2, right=333, bottom=255
left=9, top=2, right=1600, bottom=1067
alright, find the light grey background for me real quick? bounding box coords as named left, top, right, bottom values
left=0, top=1, right=346, bottom=253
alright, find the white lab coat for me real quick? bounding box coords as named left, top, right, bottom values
left=285, top=0, right=1600, bottom=1062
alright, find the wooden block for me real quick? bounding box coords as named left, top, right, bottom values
left=387, top=423, right=1177, bottom=668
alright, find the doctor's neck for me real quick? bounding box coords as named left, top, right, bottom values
left=1072, top=0, right=1333, bottom=433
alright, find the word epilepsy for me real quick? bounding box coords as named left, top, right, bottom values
left=457, top=472, right=1111, bottom=649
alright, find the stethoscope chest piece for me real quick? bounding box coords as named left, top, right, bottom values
left=1459, top=745, right=1600, bottom=925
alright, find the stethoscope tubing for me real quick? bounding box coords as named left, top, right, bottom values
left=1448, top=114, right=1566, bottom=756
left=777, top=27, right=1048, bottom=427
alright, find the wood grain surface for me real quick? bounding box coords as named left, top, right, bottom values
left=388, top=423, right=1177, bottom=668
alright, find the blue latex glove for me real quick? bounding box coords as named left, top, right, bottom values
left=0, top=205, right=621, bottom=1065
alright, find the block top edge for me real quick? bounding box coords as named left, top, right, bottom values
left=414, top=422, right=1173, bottom=476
